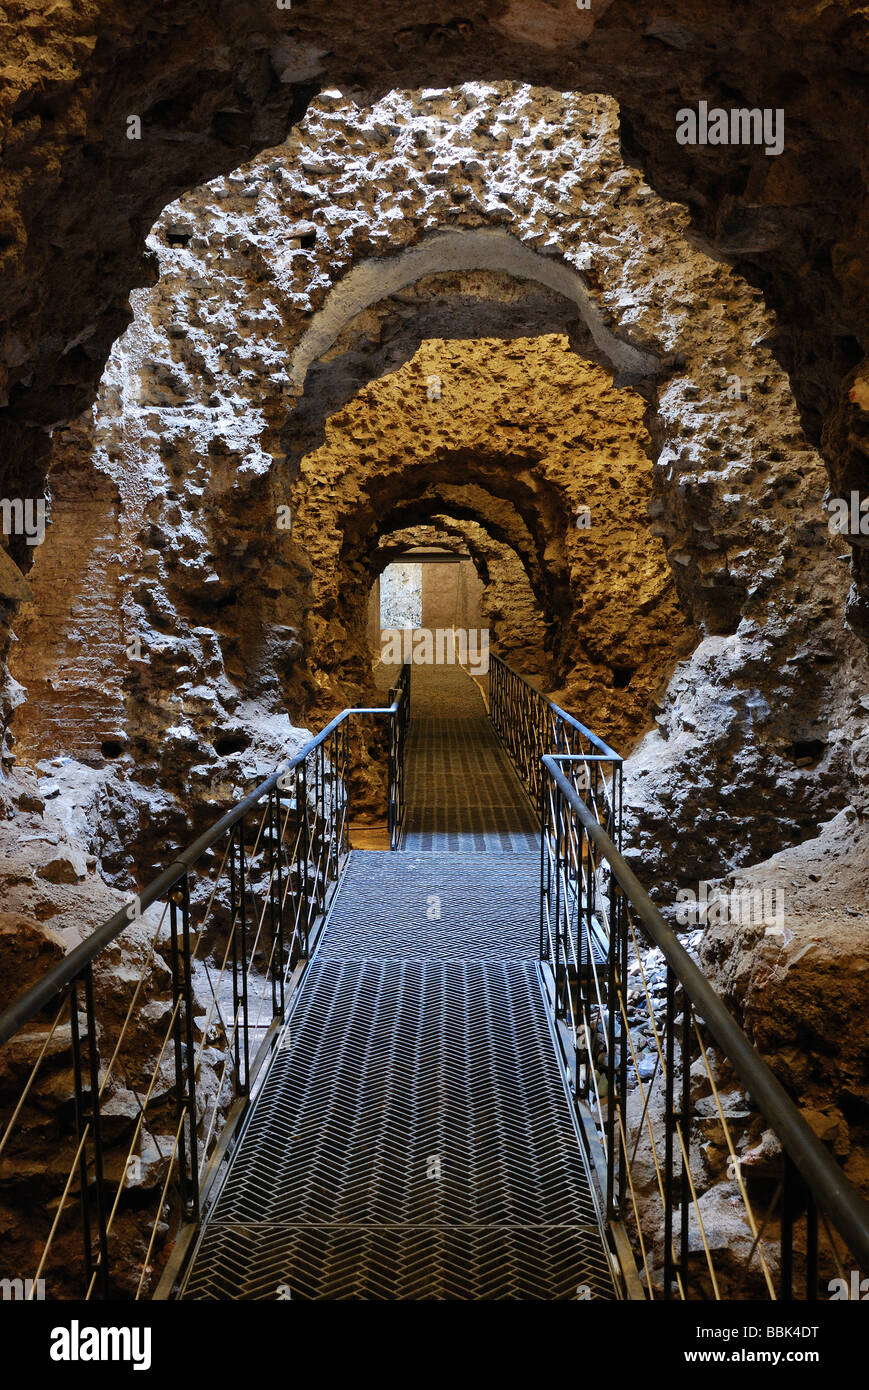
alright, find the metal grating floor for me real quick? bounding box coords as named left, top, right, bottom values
left=317, top=851, right=541, bottom=961
left=182, top=959, right=616, bottom=1300
left=397, top=663, right=539, bottom=852
left=180, top=663, right=617, bottom=1301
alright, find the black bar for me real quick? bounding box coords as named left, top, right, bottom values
left=69, top=979, right=93, bottom=1297
left=179, top=875, right=200, bottom=1221
left=298, top=763, right=310, bottom=959
left=679, top=990, right=691, bottom=1292
left=84, top=965, right=110, bottom=1298
left=229, top=826, right=241, bottom=1090
left=238, top=816, right=250, bottom=1097
left=782, top=1154, right=795, bottom=1300
left=606, top=877, right=618, bottom=1220
left=664, top=968, right=675, bottom=1300
left=169, top=888, right=189, bottom=1216
left=617, top=880, right=628, bottom=1215
left=806, top=1191, right=819, bottom=1300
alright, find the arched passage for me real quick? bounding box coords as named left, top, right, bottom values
left=7, top=81, right=867, bottom=898
left=290, top=332, right=694, bottom=750
left=288, top=225, right=660, bottom=395
left=369, top=515, right=550, bottom=676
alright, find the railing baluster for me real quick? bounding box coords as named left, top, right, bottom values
left=554, top=786, right=564, bottom=1019
left=270, top=786, right=284, bottom=1019
left=170, top=875, right=200, bottom=1221
left=679, top=988, right=692, bottom=1293
left=83, top=963, right=109, bottom=1297
left=229, top=824, right=241, bottom=1089
left=298, top=762, right=310, bottom=959
left=782, top=1154, right=796, bottom=1300
left=617, top=883, right=629, bottom=1216
left=606, top=883, right=619, bottom=1221
left=69, top=977, right=94, bottom=1297
left=317, top=743, right=325, bottom=913
left=238, top=815, right=250, bottom=1096
left=664, top=966, right=676, bottom=1299
left=0, top=668, right=412, bottom=1300
left=806, top=1190, right=818, bottom=1300
left=169, top=886, right=187, bottom=1207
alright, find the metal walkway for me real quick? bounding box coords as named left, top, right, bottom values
left=400, top=664, right=539, bottom=851
left=181, top=662, right=617, bottom=1300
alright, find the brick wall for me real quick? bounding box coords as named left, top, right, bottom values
left=10, top=418, right=126, bottom=765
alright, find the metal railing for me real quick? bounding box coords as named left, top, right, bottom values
left=387, top=660, right=411, bottom=849
left=541, top=754, right=869, bottom=1300
left=0, top=665, right=410, bottom=1300
left=488, top=654, right=622, bottom=847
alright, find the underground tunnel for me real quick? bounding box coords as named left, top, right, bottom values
left=0, top=0, right=868, bottom=1331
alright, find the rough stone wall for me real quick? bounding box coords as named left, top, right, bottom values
left=3, top=0, right=867, bottom=480
left=8, top=81, right=868, bottom=891
left=2, top=1, right=868, bottom=723
left=697, top=807, right=869, bottom=1197
left=292, top=332, right=690, bottom=751
left=9, top=414, right=126, bottom=764
left=379, top=562, right=422, bottom=630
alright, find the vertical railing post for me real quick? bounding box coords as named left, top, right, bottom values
left=170, top=873, right=200, bottom=1222
left=679, top=988, right=692, bottom=1293
left=539, top=766, right=550, bottom=962
left=229, top=820, right=250, bottom=1098
left=317, top=743, right=326, bottom=915
left=618, top=884, right=629, bottom=1214
left=83, top=963, right=109, bottom=1296
left=536, top=690, right=545, bottom=814
left=606, top=883, right=620, bottom=1221
left=582, top=793, right=594, bottom=1103
left=388, top=687, right=397, bottom=848
left=238, top=816, right=250, bottom=1096
left=553, top=785, right=564, bottom=1019
left=328, top=727, right=338, bottom=883
left=297, top=762, right=310, bottom=958
left=69, top=976, right=94, bottom=1298
left=664, top=967, right=676, bottom=1299
left=269, top=785, right=285, bottom=1021
left=805, top=1190, right=818, bottom=1300
left=781, top=1154, right=796, bottom=1300
left=341, top=717, right=350, bottom=857
left=572, top=806, right=584, bottom=1096
left=229, top=824, right=241, bottom=1087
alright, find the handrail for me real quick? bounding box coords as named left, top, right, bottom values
left=0, top=691, right=401, bottom=1047
left=542, top=753, right=869, bottom=1276
left=489, top=653, right=623, bottom=845
left=493, top=654, right=621, bottom=761
left=0, top=668, right=411, bottom=1299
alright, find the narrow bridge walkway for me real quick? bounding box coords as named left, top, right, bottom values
left=181, top=662, right=618, bottom=1300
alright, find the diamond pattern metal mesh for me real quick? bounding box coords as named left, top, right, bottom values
left=182, top=959, right=615, bottom=1300
left=317, top=851, right=541, bottom=961
left=397, top=664, right=539, bottom=852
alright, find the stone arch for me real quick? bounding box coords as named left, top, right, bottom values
left=290, top=333, right=693, bottom=749
left=121, top=81, right=834, bottom=640
left=281, top=265, right=608, bottom=477
left=288, top=226, right=661, bottom=393
left=369, top=514, right=550, bottom=676
left=8, top=81, right=868, bottom=893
